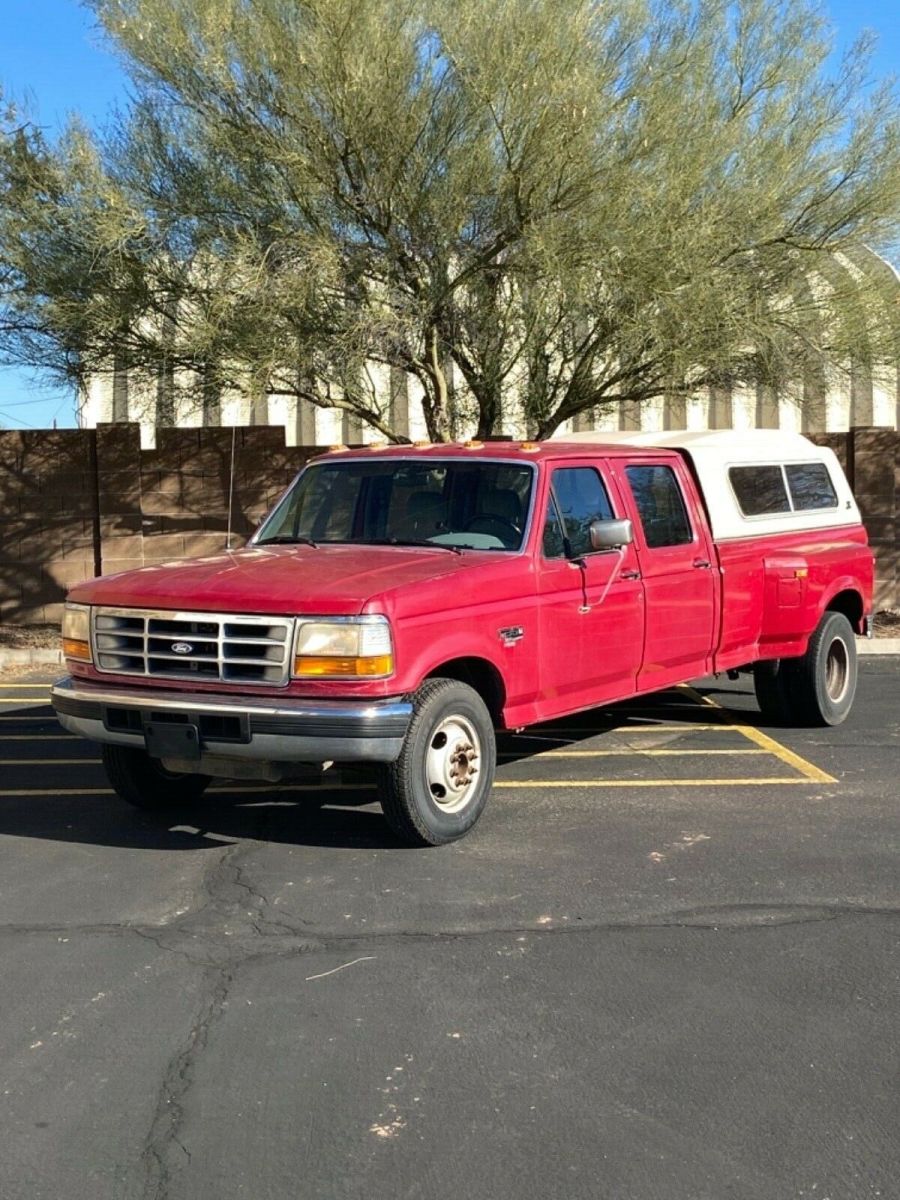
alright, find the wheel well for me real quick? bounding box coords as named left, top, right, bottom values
left=424, top=657, right=506, bottom=724
left=826, top=589, right=864, bottom=632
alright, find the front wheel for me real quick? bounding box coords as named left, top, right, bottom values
left=378, top=679, right=496, bottom=846
left=786, top=610, right=858, bottom=727
left=101, top=744, right=212, bottom=811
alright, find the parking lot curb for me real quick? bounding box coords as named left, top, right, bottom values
left=0, top=648, right=64, bottom=669
left=858, top=638, right=900, bottom=655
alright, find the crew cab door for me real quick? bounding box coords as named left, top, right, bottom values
left=616, top=457, right=718, bottom=691
left=537, top=462, right=644, bottom=710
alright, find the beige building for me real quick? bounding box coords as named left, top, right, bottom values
left=78, top=249, right=900, bottom=448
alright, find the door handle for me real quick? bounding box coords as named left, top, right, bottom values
left=693, top=558, right=711, bottom=569
left=620, top=568, right=641, bottom=580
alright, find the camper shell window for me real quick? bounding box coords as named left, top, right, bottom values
left=785, top=463, right=838, bottom=511
left=729, top=462, right=838, bottom=519
left=729, top=465, right=790, bottom=516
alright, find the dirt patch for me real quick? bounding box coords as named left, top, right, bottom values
left=0, top=625, right=59, bottom=649
left=874, top=610, right=900, bottom=637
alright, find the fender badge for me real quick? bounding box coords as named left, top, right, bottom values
left=498, top=626, right=524, bottom=644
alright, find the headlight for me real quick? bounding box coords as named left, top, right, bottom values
left=62, top=603, right=92, bottom=663
left=293, top=617, right=393, bottom=678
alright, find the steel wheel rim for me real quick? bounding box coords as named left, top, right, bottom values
left=425, top=715, right=482, bottom=813
left=825, top=637, right=850, bottom=703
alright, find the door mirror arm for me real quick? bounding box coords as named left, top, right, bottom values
left=562, top=535, right=583, bottom=565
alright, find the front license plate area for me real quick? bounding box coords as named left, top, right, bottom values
left=144, top=721, right=201, bottom=761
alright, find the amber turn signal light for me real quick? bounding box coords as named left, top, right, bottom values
left=63, top=637, right=92, bottom=662
left=293, top=654, right=394, bottom=678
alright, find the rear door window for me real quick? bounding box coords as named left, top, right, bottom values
left=625, top=465, right=692, bottom=548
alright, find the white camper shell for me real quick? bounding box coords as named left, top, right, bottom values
left=558, top=430, right=859, bottom=542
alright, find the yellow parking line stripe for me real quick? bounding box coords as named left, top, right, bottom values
left=1, top=789, right=114, bottom=797
left=2, top=759, right=100, bottom=766
left=0, top=698, right=51, bottom=704
left=0, top=734, right=75, bottom=741
left=0, top=784, right=377, bottom=797
left=209, top=784, right=378, bottom=794
left=0, top=684, right=55, bottom=689
left=682, top=687, right=837, bottom=784
left=728, top=725, right=838, bottom=784
left=0, top=776, right=825, bottom=797
left=0, top=716, right=57, bottom=722
left=494, top=778, right=815, bottom=788
left=499, top=748, right=765, bottom=758
left=514, top=723, right=727, bottom=737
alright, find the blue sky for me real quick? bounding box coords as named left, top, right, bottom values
left=1, top=0, right=897, bottom=429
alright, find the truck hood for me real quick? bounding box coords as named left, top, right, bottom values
left=69, top=543, right=497, bottom=616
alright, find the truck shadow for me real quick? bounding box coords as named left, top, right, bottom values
left=0, top=787, right=409, bottom=852
left=0, top=686, right=776, bottom=852
left=495, top=684, right=762, bottom=760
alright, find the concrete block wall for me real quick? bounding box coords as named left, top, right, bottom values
left=1, top=423, right=897, bottom=625
left=0, top=430, right=98, bottom=625
left=810, top=428, right=898, bottom=611
left=138, top=426, right=311, bottom=567
left=0, top=424, right=316, bottom=624
left=851, top=428, right=897, bottom=611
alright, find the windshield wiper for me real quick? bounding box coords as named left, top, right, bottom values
left=360, top=538, right=463, bottom=555
left=255, top=535, right=319, bottom=548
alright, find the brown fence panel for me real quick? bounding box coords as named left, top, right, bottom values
left=0, top=429, right=99, bottom=624
left=1, top=424, right=897, bottom=625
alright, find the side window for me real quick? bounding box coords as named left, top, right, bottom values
left=625, top=465, right=692, bottom=549
left=543, top=467, right=614, bottom=558
left=785, top=463, right=838, bottom=511
left=729, top=465, right=790, bottom=516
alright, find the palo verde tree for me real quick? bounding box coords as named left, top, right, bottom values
left=1, top=0, right=898, bottom=440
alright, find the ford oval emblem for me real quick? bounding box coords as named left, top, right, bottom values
left=171, top=642, right=194, bottom=655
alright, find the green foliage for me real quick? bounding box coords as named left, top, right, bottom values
left=1, top=0, right=898, bottom=438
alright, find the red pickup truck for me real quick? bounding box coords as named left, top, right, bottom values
left=52, top=430, right=873, bottom=845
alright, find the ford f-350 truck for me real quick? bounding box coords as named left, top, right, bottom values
left=51, top=430, right=873, bottom=845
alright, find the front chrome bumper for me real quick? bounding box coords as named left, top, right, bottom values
left=50, top=677, right=412, bottom=764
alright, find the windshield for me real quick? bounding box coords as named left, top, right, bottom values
left=256, top=458, right=535, bottom=552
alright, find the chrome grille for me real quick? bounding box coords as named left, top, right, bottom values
left=92, top=608, right=294, bottom=686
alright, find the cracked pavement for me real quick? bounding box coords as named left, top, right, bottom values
left=0, top=660, right=898, bottom=1199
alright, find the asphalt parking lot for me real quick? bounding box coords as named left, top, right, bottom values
left=1, top=658, right=898, bottom=1200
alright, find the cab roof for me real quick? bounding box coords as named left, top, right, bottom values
left=316, top=439, right=674, bottom=463
left=315, top=430, right=860, bottom=542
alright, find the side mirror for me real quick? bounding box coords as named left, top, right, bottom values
left=589, top=518, right=634, bottom=551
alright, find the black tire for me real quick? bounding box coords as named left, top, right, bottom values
left=101, top=744, right=212, bottom=812
left=378, top=678, right=496, bottom=846
left=786, top=610, right=858, bottom=727
left=753, top=659, right=793, bottom=724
